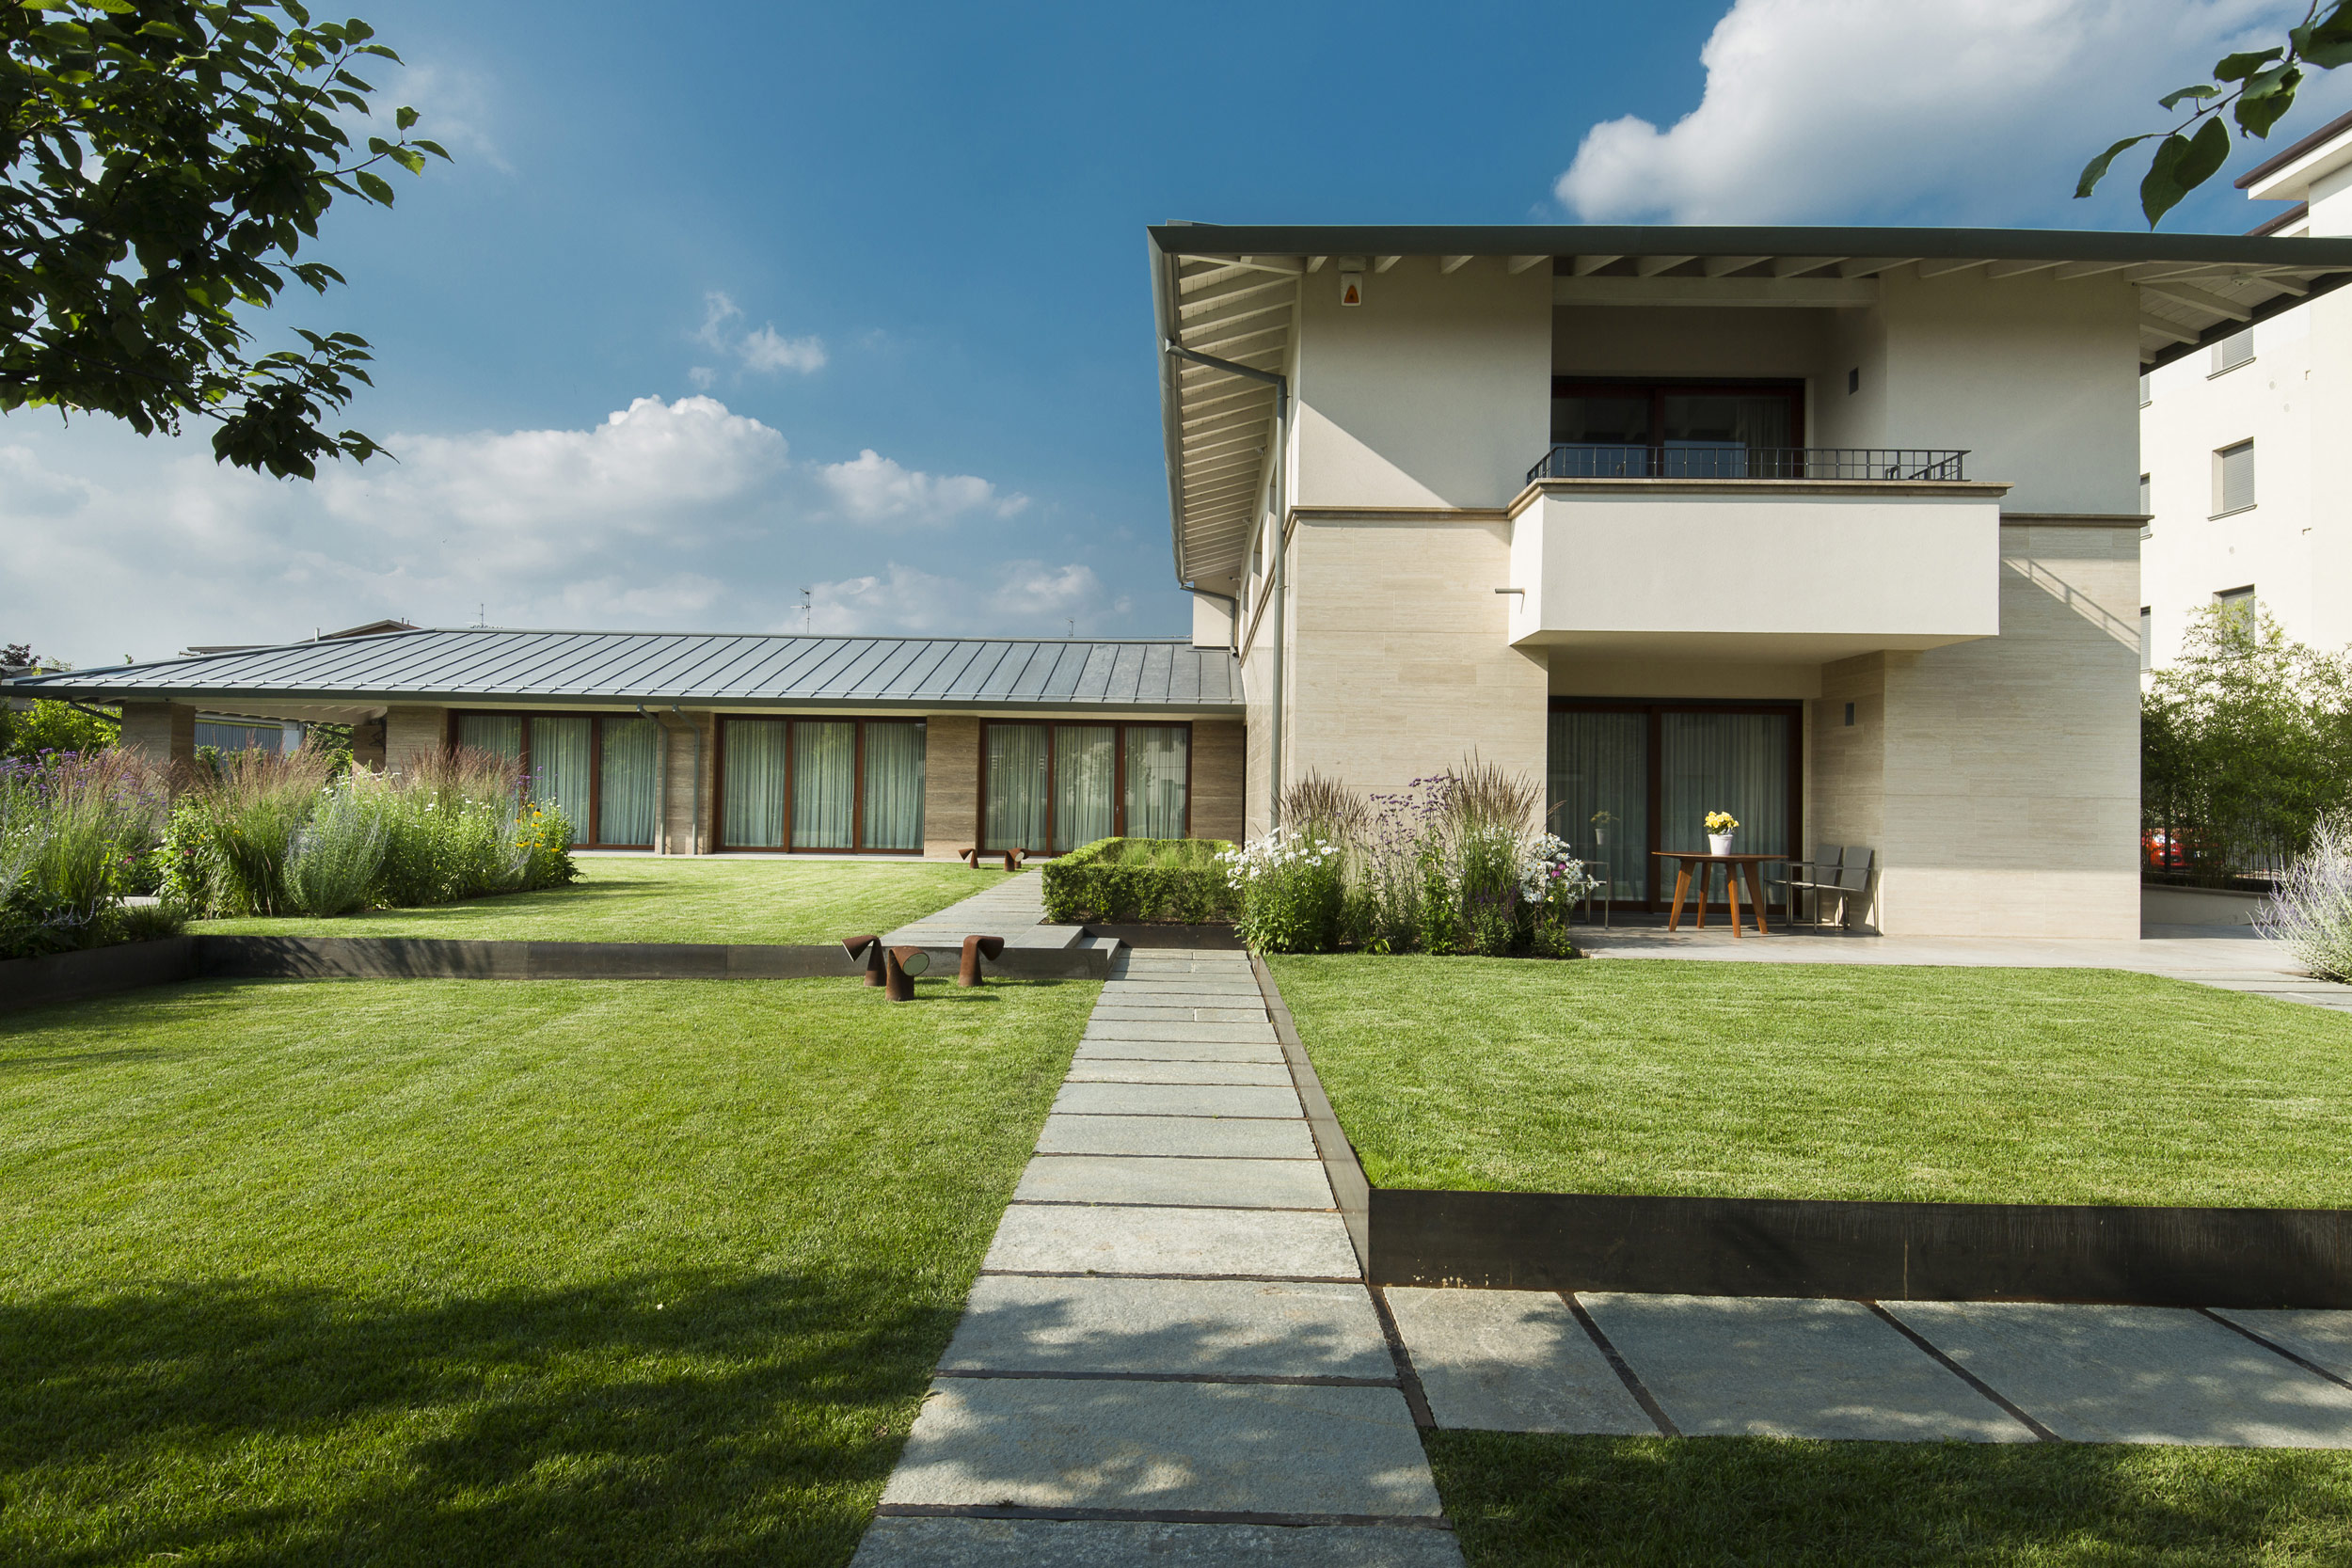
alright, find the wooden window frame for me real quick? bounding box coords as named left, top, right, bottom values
left=977, top=721, right=1197, bottom=855
left=711, top=716, right=928, bottom=856
left=1549, top=376, right=1807, bottom=471
left=446, top=709, right=657, bottom=850
left=1547, top=697, right=1804, bottom=914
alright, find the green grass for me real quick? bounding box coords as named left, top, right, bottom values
left=190, top=855, right=984, bottom=944
left=0, top=972, right=1095, bottom=1565
left=1266, top=956, right=2352, bottom=1207
left=1430, top=1431, right=2352, bottom=1566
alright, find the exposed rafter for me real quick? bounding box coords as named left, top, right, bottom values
left=1702, top=255, right=1766, bottom=277
left=1771, top=256, right=1843, bottom=277
left=2137, top=312, right=2200, bottom=345
left=1569, top=254, right=1621, bottom=276
left=2139, top=279, right=2253, bottom=321
left=1507, top=254, right=1550, bottom=274
left=1633, top=254, right=1695, bottom=277
left=1439, top=255, right=1474, bottom=274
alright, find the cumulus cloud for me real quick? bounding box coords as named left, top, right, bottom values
left=818, top=448, right=1029, bottom=523
left=696, top=291, right=826, bottom=376
left=1554, top=0, right=2314, bottom=224
left=805, top=561, right=1127, bottom=637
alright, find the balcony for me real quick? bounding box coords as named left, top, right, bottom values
left=1506, top=447, right=2007, bottom=661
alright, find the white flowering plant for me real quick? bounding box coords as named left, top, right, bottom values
left=1220, top=826, right=1348, bottom=952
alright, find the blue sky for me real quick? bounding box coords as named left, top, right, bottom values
left=8, top=0, right=2345, bottom=666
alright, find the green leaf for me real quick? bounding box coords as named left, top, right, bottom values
left=2076, top=134, right=2153, bottom=198
left=2158, top=83, right=2221, bottom=111
left=395, top=104, right=418, bottom=131
left=413, top=138, right=451, bottom=161
left=355, top=169, right=396, bottom=206
left=2143, top=116, right=2231, bottom=226
left=2213, top=47, right=2282, bottom=81
left=2293, top=0, right=2352, bottom=69
left=2235, top=66, right=2302, bottom=138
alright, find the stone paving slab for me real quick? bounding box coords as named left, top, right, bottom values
left=942, top=1275, right=1391, bottom=1378
left=1583, top=1293, right=2032, bottom=1443
left=1053, top=1082, right=1302, bottom=1119
left=1094, top=988, right=1265, bottom=1004
left=1062, top=1059, right=1293, bottom=1086
left=2212, top=1309, right=2352, bottom=1383
left=1386, top=1288, right=1653, bottom=1435
left=1084, top=1021, right=1279, bottom=1044
left=1100, top=976, right=1263, bottom=992
left=1073, top=1039, right=1286, bottom=1064
left=1036, top=1113, right=1314, bottom=1159
left=880, top=1379, right=1442, bottom=1517
left=1089, top=1006, right=1269, bottom=1023
left=851, top=1517, right=1464, bottom=1568
left=1889, top=1302, right=2352, bottom=1447
left=1015, top=1155, right=1335, bottom=1210
left=983, top=1203, right=1360, bottom=1278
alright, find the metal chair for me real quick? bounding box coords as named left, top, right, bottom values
left=1777, top=847, right=1875, bottom=929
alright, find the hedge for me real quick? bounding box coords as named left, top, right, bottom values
left=1041, top=838, right=1238, bottom=924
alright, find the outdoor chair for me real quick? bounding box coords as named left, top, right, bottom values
left=1576, top=859, right=1612, bottom=927
left=1774, top=846, right=1875, bottom=929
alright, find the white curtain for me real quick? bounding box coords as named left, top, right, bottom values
left=723, top=720, right=788, bottom=847
left=599, top=716, right=660, bottom=846
left=1660, top=712, right=1790, bottom=863
left=1548, top=710, right=1649, bottom=900
left=984, top=725, right=1049, bottom=851
left=456, top=713, right=524, bottom=765
left=861, top=721, right=926, bottom=850
left=529, top=717, right=592, bottom=831
left=793, top=721, right=855, bottom=849
left=1123, top=727, right=1189, bottom=839
left=1054, top=724, right=1117, bottom=851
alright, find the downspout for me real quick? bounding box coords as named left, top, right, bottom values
left=1162, top=340, right=1288, bottom=832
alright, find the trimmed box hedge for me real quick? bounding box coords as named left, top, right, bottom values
left=1041, top=838, right=1238, bottom=925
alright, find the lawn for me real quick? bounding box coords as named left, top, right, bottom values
left=1266, top=956, right=2352, bottom=1207
left=0, top=972, right=1095, bottom=1566
left=190, top=855, right=985, bottom=945
left=1430, top=1432, right=2352, bottom=1566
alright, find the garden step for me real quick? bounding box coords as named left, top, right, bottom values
left=853, top=1517, right=1464, bottom=1568
left=1034, top=1112, right=1313, bottom=1159
left=1013, top=1154, right=1335, bottom=1210
left=981, top=1203, right=1359, bottom=1278
left=940, top=1275, right=1391, bottom=1379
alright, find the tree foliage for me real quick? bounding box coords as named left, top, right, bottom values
left=2143, top=603, right=2352, bottom=881
left=2078, top=0, right=2352, bottom=225
left=1, top=0, right=445, bottom=478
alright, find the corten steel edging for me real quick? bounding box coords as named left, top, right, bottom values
left=197, top=936, right=1116, bottom=983
left=1253, top=956, right=1372, bottom=1276
left=0, top=938, right=200, bottom=1013
left=1362, top=1189, right=2352, bottom=1308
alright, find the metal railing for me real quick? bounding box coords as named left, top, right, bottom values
left=1526, top=445, right=1969, bottom=484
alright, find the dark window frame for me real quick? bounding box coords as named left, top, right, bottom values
left=446, top=709, right=658, bottom=850
left=1549, top=376, right=1808, bottom=472
left=1547, top=696, right=1804, bottom=914
left=978, top=721, right=1197, bottom=855
left=712, top=716, right=929, bottom=856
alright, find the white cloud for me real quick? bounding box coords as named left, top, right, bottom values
left=1554, top=0, right=2307, bottom=224
left=695, top=291, right=826, bottom=376
left=818, top=448, right=1029, bottom=523
left=375, top=62, right=512, bottom=175
left=806, top=561, right=1126, bottom=637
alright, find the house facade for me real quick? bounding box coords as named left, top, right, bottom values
left=2139, top=111, right=2352, bottom=670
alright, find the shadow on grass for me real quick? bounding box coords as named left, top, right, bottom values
left=1429, top=1430, right=2352, bottom=1566
left=1, top=1268, right=962, bottom=1568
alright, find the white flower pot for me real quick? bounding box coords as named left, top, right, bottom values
left=1708, top=833, right=1734, bottom=855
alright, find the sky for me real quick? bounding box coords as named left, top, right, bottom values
left=8, top=0, right=2350, bottom=668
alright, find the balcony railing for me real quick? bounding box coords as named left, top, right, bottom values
left=1527, top=445, right=1969, bottom=484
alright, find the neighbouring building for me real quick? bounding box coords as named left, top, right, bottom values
left=17, top=222, right=2352, bottom=934
left=2139, top=110, right=2352, bottom=671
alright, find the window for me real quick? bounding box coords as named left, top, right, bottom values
left=2216, top=585, right=2256, bottom=634
left=2211, top=329, right=2254, bottom=374
left=2214, top=439, right=2255, bottom=515
left=2138, top=372, right=2152, bottom=406
left=194, top=718, right=287, bottom=754
left=2139, top=608, right=2153, bottom=671
left=453, top=711, right=661, bottom=847
left=2137, top=473, right=2151, bottom=516
left=980, top=722, right=1192, bottom=852
left=1549, top=379, right=1804, bottom=478
left=717, top=717, right=926, bottom=853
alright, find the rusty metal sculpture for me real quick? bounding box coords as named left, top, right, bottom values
left=841, top=933, right=885, bottom=986
left=886, top=945, right=930, bottom=1001
left=958, top=934, right=1005, bottom=987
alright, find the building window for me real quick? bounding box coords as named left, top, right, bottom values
left=194, top=717, right=290, bottom=754
left=717, top=717, right=926, bottom=853
left=2138, top=372, right=2152, bottom=406
left=2138, top=472, right=2151, bottom=515
left=2139, top=607, right=2153, bottom=671
left=980, top=721, right=1192, bottom=852
left=2216, top=585, right=2256, bottom=634
left=453, top=711, right=660, bottom=848
left=2213, top=439, right=2255, bottom=515
left=1549, top=378, right=1803, bottom=478
left=2211, top=329, right=2253, bottom=374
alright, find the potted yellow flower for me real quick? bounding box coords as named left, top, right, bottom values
left=1705, top=810, right=1739, bottom=855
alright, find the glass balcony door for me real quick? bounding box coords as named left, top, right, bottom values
left=1549, top=379, right=1804, bottom=480
left=720, top=718, right=928, bottom=853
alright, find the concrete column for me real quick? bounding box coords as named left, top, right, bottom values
left=118, top=701, right=195, bottom=772
left=921, top=715, right=979, bottom=858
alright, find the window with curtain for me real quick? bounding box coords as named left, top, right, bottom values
left=792, top=721, right=856, bottom=849
left=984, top=725, right=1049, bottom=851
left=861, top=721, right=926, bottom=851
left=529, top=716, right=592, bottom=832
left=456, top=713, right=524, bottom=766
left=1124, top=727, right=1189, bottom=839
left=600, top=716, right=660, bottom=846
left=722, top=720, right=788, bottom=847
left=1550, top=380, right=1802, bottom=480
left=1054, top=725, right=1117, bottom=851
left=1660, top=712, right=1790, bottom=865
left=1547, top=710, right=1650, bottom=902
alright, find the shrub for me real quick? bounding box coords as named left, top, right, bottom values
left=1041, top=838, right=1238, bottom=924
left=284, top=784, right=391, bottom=916
left=0, top=750, right=172, bottom=958
left=1224, top=829, right=1347, bottom=953
left=2258, top=810, right=2352, bottom=980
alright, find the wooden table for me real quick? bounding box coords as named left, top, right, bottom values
left=1652, top=852, right=1783, bottom=938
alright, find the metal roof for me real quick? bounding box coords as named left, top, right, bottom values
left=1148, top=223, right=2352, bottom=585
left=8, top=627, right=1242, bottom=719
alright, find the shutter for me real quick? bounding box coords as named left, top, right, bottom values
left=2219, top=441, right=2255, bottom=513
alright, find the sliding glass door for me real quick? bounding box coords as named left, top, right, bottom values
left=718, top=717, right=927, bottom=853
left=453, top=711, right=660, bottom=847
left=982, top=722, right=1193, bottom=853
left=1546, top=701, right=1800, bottom=911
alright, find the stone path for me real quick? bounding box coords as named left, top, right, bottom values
left=883, top=868, right=1119, bottom=964
left=851, top=947, right=1463, bottom=1568
left=1390, top=1288, right=2352, bottom=1447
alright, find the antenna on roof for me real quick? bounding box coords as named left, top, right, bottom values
left=801, top=589, right=811, bottom=635
left=472, top=603, right=488, bottom=630
left=1067, top=618, right=1075, bottom=638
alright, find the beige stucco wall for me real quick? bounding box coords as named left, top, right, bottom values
left=118, top=701, right=193, bottom=771
left=1191, top=721, right=1246, bottom=844
left=921, top=715, right=979, bottom=858
left=384, top=705, right=448, bottom=775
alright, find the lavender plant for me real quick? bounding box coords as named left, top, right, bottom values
left=2258, top=809, right=2352, bottom=980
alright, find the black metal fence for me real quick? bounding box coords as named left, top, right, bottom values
left=1527, top=445, right=1968, bottom=483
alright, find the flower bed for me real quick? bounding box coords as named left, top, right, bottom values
left=0, top=750, right=183, bottom=960
left=1040, top=837, right=1237, bottom=924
